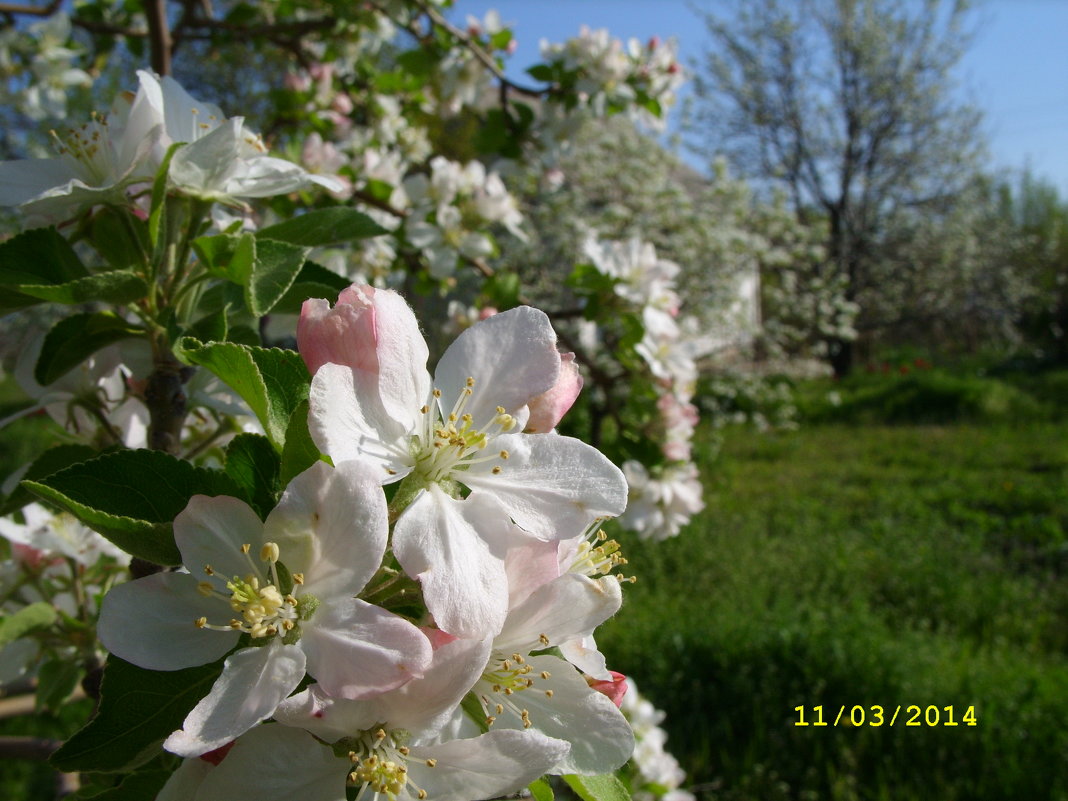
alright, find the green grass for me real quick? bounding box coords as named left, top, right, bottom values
left=599, top=420, right=1068, bottom=800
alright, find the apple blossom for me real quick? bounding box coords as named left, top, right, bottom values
left=306, top=287, right=627, bottom=638
left=97, top=460, right=432, bottom=757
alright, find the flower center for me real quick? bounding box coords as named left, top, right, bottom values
left=410, top=377, right=516, bottom=486
left=194, top=542, right=301, bottom=639
left=476, top=652, right=553, bottom=729
left=50, top=113, right=114, bottom=185
left=568, top=520, right=636, bottom=584
left=341, top=728, right=435, bottom=801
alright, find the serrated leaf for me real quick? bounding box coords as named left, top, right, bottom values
left=529, top=777, right=555, bottom=801
left=0, top=227, right=89, bottom=312
left=257, top=207, right=387, bottom=247
left=15, top=271, right=148, bottom=306
left=89, top=207, right=150, bottom=270
left=0, top=226, right=88, bottom=285
left=225, top=433, right=281, bottom=518
left=0, top=602, right=57, bottom=647
left=246, top=237, right=310, bottom=316
left=175, top=338, right=310, bottom=450
left=279, top=399, right=321, bottom=486
left=23, top=449, right=244, bottom=566
left=0, top=443, right=101, bottom=516
left=34, top=312, right=144, bottom=386
left=272, top=260, right=351, bottom=315
left=50, top=655, right=223, bottom=773
left=563, top=774, right=632, bottom=801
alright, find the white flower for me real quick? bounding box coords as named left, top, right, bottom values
left=97, top=461, right=432, bottom=757
left=305, top=290, right=628, bottom=639
left=136, top=70, right=344, bottom=203
left=0, top=76, right=162, bottom=223
left=0, top=503, right=130, bottom=567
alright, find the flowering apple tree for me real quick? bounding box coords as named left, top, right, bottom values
left=0, top=2, right=719, bottom=798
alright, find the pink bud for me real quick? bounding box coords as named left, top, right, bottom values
left=297, top=285, right=380, bottom=376
left=332, top=93, right=354, bottom=115
left=648, top=35, right=661, bottom=51
left=478, top=306, right=498, bottom=320
left=506, top=39, right=518, bottom=55
left=525, top=352, right=582, bottom=433
left=588, top=671, right=628, bottom=708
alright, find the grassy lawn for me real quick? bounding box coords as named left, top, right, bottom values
left=599, top=419, right=1068, bottom=800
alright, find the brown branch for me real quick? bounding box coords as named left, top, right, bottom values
left=0, top=0, right=60, bottom=16
left=141, top=0, right=171, bottom=75
left=0, top=735, right=63, bottom=761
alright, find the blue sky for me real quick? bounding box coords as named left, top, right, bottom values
left=449, top=0, right=1068, bottom=195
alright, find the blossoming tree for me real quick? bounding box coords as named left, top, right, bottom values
left=0, top=2, right=707, bottom=798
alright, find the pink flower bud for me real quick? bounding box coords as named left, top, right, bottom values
left=298, top=285, right=380, bottom=376
left=506, top=39, right=518, bottom=55
left=648, top=35, right=661, bottom=51
left=525, top=352, right=582, bottom=433
left=479, top=306, right=498, bottom=320
left=588, top=671, right=628, bottom=708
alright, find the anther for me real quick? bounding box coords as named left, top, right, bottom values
left=197, top=581, right=214, bottom=596
left=539, top=633, right=550, bottom=646
left=292, top=573, right=305, bottom=585
left=541, top=671, right=551, bottom=679
left=195, top=617, right=207, bottom=628
left=425, top=758, right=437, bottom=767
left=241, top=544, right=251, bottom=554
left=260, top=542, right=280, bottom=563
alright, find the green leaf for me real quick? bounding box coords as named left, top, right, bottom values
left=71, top=770, right=172, bottom=801
left=271, top=260, right=351, bottom=315
left=529, top=777, right=555, bottom=801
left=51, top=655, right=223, bottom=773
left=257, top=207, right=387, bottom=247
left=0, top=227, right=89, bottom=312
left=246, top=237, right=310, bottom=316
left=527, top=63, right=555, bottom=82
left=484, top=270, right=521, bottom=310
left=0, top=443, right=101, bottom=516
left=0, top=602, right=57, bottom=647
left=175, top=338, right=311, bottom=450
left=34, top=312, right=144, bottom=386
left=15, top=271, right=148, bottom=306
left=191, top=232, right=245, bottom=280
left=563, top=774, right=632, bottom=801
left=490, top=29, right=514, bottom=51
left=279, top=399, right=321, bottom=486
left=225, top=433, right=281, bottom=518
left=89, top=207, right=150, bottom=270
left=149, top=143, right=183, bottom=249
left=36, top=657, right=81, bottom=712
left=23, top=449, right=244, bottom=566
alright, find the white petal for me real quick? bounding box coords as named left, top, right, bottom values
left=155, top=756, right=213, bottom=801
left=497, top=574, right=621, bottom=655
left=0, top=156, right=80, bottom=206
left=169, top=119, right=242, bottom=196
left=301, top=598, right=432, bottom=699
left=225, top=156, right=317, bottom=198
left=164, top=643, right=306, bottom=757
left=97, top=572, right=239, bottom=671
left=406, top=729, right=570, bottom=801
left=464, top=433, right=628, bottom=539
left=174, top=495, right=267, bottom=583
left=484, top=654, right=633, bottom=775
left=308, top=362, right=412, bottom=480
left=434, top=306, right=560, bottom=429
left=369, top=288, right=432, bottom=434
left=264, top=460, right=387, bottom=596
left=393, top=485, right=508, bottom=639
left=193, top=724, right=344, bottom=801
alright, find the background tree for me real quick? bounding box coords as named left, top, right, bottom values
left=690, top=0, right=986, bottom=373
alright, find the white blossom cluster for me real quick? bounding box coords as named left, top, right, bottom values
left=619, top=678, right=695, bottom=801
left=0, top=12, right=91, bottom=124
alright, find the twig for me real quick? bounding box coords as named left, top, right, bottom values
left=0, top=735, right=63, bottom=761
left=0, top=0, right=60, bottom=16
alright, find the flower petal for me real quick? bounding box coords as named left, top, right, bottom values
left=393, top=485, right=508, bottom=639
left=192, top=724, right=343, bottom=801
left=497, top=573, right=622, bottom=655
left=464, top=432, right=628, bottom=539
left=406, top=729, right=570, bottom=801
left=433, top=306, right=560, bottom=430
left=163, top=643, right=306, bottom=757
left=264, top=460, right=387, bottom=597
left=308, top=362, right=412, bottom=481
left=301, top=598, right=432, bottom=700
left=173, top=495, right=267, bottom=583
left=487, top=654, right=633, bottom=775
left=97, top=572, right=239, bottom=671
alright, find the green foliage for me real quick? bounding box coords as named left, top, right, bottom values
left=563, top=773, right=631, bottom=801
left=174, top=338, right=311, bottom=450
left=33, top=312, right=144, bottom=386
left=23, top=449, right=244, bottom=566
left=0, top=603, right=57, bottom=647
left=599, top=419, right=1068, bottom=801
left=51, top=656, right=224, bottom=773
